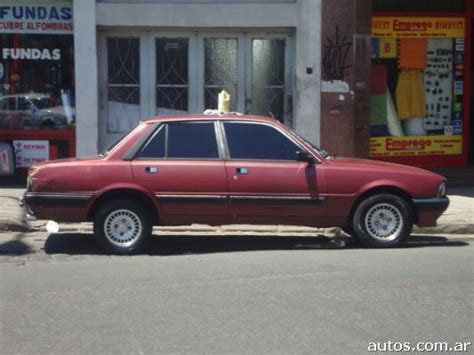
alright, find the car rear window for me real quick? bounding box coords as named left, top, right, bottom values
left=137, top=121, right=219, bottom=159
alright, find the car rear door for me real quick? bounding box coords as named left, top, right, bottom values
left=221, top=121, right=326, bottom=224
left=131, top=120, right=229, bottom=224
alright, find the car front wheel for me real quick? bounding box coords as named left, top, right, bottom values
left=352, top=194, right=413, bottom=247
left=94, top=199, right=152, bottom=254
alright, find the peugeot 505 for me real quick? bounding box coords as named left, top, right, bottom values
left=23, top=114, right=449, bottom=254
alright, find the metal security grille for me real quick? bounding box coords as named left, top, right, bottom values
left=106, top=37, right=140, bottom=133
left=156, top=38, right=189, bottom=114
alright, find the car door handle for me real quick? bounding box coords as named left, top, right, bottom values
left=236, top=167, right=248, bottom=175
left=145, top=166, right=158, bottom=173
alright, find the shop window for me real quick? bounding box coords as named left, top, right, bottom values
left=370, top=16, right=466, bottom=161
left=0, top=34, right=75, bottom=131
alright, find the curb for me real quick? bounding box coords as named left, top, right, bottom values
left=0, top=197, right=30, bottom=233
left=24, top=222, right=474, bottom=236
left=0, top=197, right=472, bottom=235
left=414, top=224, right=474, bottom=235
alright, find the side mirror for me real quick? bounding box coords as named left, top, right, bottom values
left=296, top=150, right=315, bottom=164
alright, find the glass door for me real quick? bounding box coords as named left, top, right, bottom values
left=106, top=37, right=141, bottom=134
left=246, top=36, right=293, bottom=126
left=155, top=38, right=190, bottom=115
left=99, top=31, right=294, bottom=150
left=203, top=37, right=239, bottom=112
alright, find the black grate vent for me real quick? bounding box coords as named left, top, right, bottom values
left=373, top=0, right=466, bottom=13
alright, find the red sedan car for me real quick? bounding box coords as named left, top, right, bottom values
left=23, top=114, right=449, bottom=254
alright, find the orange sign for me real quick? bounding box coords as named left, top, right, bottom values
left=372, top=17, right=465, bottom=38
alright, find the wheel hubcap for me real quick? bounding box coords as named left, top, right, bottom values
left=104, top=209, right=142, bottom=247
left=365, top=203, right=403, bottom=241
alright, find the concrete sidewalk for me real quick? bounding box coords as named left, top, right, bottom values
left=0, top=187, right=473, bottom=235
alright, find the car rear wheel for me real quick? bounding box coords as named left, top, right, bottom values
left=94, top=199, right=152, bottom=254
left=352, top=194, right=413, bottom=247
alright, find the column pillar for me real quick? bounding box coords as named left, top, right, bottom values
left=320, top=0, right=372, bottom=157
left=73, top=0, right=99, bottom=156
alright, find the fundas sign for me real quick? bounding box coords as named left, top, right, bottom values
left=0, top=3, right=73, bottom=34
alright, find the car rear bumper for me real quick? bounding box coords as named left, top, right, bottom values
left=22, top=192, right=92, bottom=222
left=413, top=196, right=450, bottom=227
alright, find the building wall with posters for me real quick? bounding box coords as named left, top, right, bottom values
left=74, top=0, right=323, bottom=156
left=368, top=0, right=473, bottom=167
left=3, top=0, right=471, bottom=173
left=0, top=0, right=76, bottom=171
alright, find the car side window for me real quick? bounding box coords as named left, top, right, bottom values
left=18, top=98, right=31, bottom=110
left=0, top=98, right=16, bottom=110
left=138, top=125, right=166, bottom=158
left=137, top=122, right=219, bottom=159
left=224, top=122, right=301, bottom=160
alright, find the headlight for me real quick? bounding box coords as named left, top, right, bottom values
left=438, top=181, right=447, bottom=197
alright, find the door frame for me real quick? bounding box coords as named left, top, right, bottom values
left=98, top=28, right=295, bottom=150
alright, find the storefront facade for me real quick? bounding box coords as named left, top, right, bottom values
left=369, top=0, right=473, bottom=167
left=74, top=0, right=322, bottom=155
left=2, top=0, right=473, bottom=175
left=0, top=0, right=75, bottom=172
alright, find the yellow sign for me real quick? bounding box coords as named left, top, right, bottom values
left=370, top=135, right=463, bottom=157
left=379, top=38, right=397, bottom=58
left=372, top=16, right=465, bottom=38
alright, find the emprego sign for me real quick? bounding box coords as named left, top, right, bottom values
left=370, top=136, right=462, bottom=157
left=372, top=16, right=465, bottom=38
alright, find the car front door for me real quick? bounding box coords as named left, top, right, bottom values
left=131, top=120, right=229, bottom=224
left=222, top=121, right=327, bottom=225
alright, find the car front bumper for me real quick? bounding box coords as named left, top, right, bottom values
left=412, top=196, right=450, bottom=227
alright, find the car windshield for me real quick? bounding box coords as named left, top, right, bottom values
left=289, top=130, right=332, bottom=159
left=99, top=133, right=127, bottom=157
left=99, top=122, right=145, bottom=157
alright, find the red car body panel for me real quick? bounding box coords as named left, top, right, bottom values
left=24, top=114, right=449, bottom=229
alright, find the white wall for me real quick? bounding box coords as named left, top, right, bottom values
left=74, top=0, right=321, bottom=155
left=73, top=0, right=99, bottom=157
left=294, top=0, right=321, bottom=147
left=95, top=3, right=298, bottom=27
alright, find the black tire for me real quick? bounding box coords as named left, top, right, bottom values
left=352, top=194, right=413, bottom=247
left=93, top=199, right=152, bottom=254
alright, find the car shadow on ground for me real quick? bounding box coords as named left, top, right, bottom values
left=0, top=233, right=32, bottom=255
left=37, top=233, right=471, bottom=256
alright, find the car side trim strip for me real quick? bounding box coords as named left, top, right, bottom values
left=155, top=194, right=227, bottom=199
left=154, top=194, right=325, bottom=204
left=154, top=194, right=228, bottom=204
left=230, top=195, right=325, bottom=205
left=23, top=192, right=93, bottom=207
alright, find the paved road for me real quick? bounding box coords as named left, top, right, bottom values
left=1, top=232, right=473, bottom=354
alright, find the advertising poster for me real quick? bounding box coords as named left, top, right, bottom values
left=370, top=16, right=465, bottom=159
left=13, top=140, right=49, bottom=167
left=0, top=3, right=73, bottom=35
